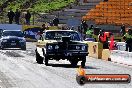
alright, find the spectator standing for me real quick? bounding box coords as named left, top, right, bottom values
left=78, top=25, right=84, bottom=40
left=78, top=26, right=82, bottom=33
left=98, top=29, right=109, bottom=49
left=15, top=9, right=20, bottom=24
left=40, top=24, right=47, bottom=34
left=7, top=9, right=15, bottom=24
left=75, top=0, right=80, bottom=6
left=25, top=10, right=31, bottom=25
left=53, top=16, right=59, bottom=26
left=80, top=20, right=88, bottom=34
left=123, top=29, right=132, bottom=52
left=80, top=20, right=88, bottom=39
left=86, top=25, right=94, bottom=38
left=120, top=24, right=125, bottom=36
left=38, top=24, right=47, bottom=40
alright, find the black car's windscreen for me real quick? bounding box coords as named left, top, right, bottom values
left=45, top=31, right=81, bottom=41
left=2, top=31, right=24, bottom=37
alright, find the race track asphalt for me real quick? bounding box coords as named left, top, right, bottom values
left=0, top=42, right=131, bottom=88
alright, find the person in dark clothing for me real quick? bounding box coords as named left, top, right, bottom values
left=78, top=26, right=81, bottom=33
left=25, top=10, right=31, bottom=25
left=53, top=16, right=59, bottom=26
left=89, top=25, right=94, bottom=29
left=120, top=24, right=125, bottom=36
left=7, top=9, right=15, bottom=24
left=78, top=25, right=84, bottom=39
left=81, top=20, right=88, bottom=34
left=75, top=0, right=80, bottom=6
left=80, top=20, right=88, bottom=39
left=40, top=24, right=47, bottom=34
left=39, top=24, right=47, bottom=40
left=15, top=9, right=20, bottom=24
left=123, top=29, right=132, bottom=52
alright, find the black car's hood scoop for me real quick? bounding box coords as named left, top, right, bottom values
left=61, top=36, right=71, bottom=42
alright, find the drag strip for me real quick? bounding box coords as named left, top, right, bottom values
left=0, top=42, right=131, bottom=88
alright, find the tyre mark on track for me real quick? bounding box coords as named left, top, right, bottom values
left=4, top=51, right=24, bottom=57
left=20, top=50, right=35, bottom=56
left=0, top=50, right=36, bottom=65
left=0, top=70, right=17, bottom=88
left=40, top=65, right=77, bottom=84
left=0, top=51, right=24, bottom=57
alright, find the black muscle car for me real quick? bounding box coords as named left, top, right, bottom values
left=36, top=30, right=88, bottom=67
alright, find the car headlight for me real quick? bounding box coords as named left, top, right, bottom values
left=48, top=45, right=53, bottom=50
left=76, top=46, right=80, bottom=50
left=55, top=45, right=59, bottom=49
left=81, top=45, right=86, bottom=51
left=2, top=40, right=7, bottom=42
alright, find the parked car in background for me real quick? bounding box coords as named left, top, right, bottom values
left=0, top=30, right=26, bottom=50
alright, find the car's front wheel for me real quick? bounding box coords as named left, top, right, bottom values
left=35, top=49, right=43, bottom=64
left=70, top=59, right=78, bottom=67
left=81, top=57, right=86, bottom=68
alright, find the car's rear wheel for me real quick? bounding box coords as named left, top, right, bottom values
left=81, top=57, right=86, bottom=68
left=35, top=49, right=43, bottom=64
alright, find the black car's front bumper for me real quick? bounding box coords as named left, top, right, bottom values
left=46, top=50, right=88, bottom=58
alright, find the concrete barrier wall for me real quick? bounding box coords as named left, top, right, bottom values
left=87, top=42, right=103, bottom=59
left=110, top=50, right=132, bottom=65
left=116, top=42, right=126, bottom=51
left=102, top=49, right=110, bottom=61
left=87, top=41, right=132, bottom=65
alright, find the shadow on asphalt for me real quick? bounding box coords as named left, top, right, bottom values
left=1, top=48, right=22, bottom=50
left=84, top=66, right=99, bottom=69
left=48, top=63, right=77, bottom=68
left=47, top=63, right=99, bottom=69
